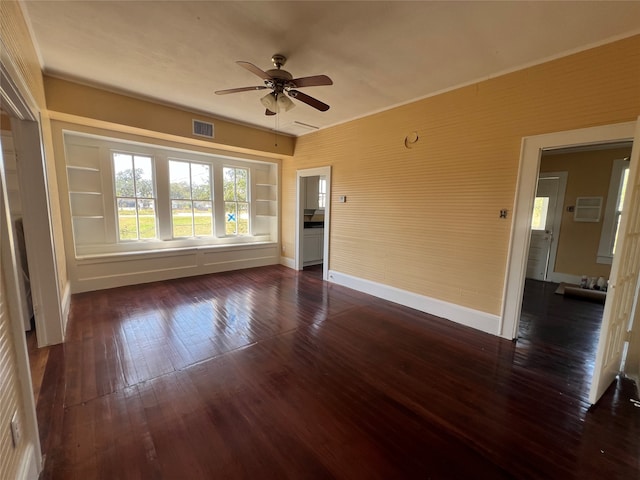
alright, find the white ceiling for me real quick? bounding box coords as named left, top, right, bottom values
left=22, top=1, right=640, bottom=137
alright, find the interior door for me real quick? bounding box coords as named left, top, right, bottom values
left=589, top=119, right=640, bottom=404
left=526, top=176, right=560, bottom=280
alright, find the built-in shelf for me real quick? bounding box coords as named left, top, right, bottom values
left=69, top=191, right=102, bottom=195
left=67, top=165, right=100, bottom=172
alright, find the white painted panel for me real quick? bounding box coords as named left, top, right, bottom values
left=65, top=143, right=101, bottom=169
left=72, top=217, right=106, bottom=245
left=67, top=168, right=102, bottom=193
left=69, top=192, right=104, bottom=217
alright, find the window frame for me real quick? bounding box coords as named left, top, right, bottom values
left=168, top=158, right=214, bottom=239
left=63, top=132, right=277, bottom=257
left=318, top=177, right=327, bottom=209
left=597, top=157, right=630, bottom=264
left=223, top=166, right=250, bottom=236
left=112, top=151, right=158, bottom=242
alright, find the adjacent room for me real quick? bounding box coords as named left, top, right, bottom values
left=1, top=2, right=640, bottom=479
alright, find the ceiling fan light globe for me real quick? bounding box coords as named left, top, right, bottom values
left=277, top=94, right=295, bottom=112
left=260, top=93, right=277, bottom=111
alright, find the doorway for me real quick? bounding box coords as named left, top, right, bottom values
left=295, top=166, right=331, bottom=281
left=526, top=172, right=567, bottom=282
left=503, top=119, right=640, bottom=405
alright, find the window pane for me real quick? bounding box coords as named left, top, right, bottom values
left=225, top=202, right=237, bottom=235
left=117, top=197, right=138, bottom=240
left=134, top=156, right=154, bottom=198
left=531, top=197, right=549, bottom=230
left=172, top=200, right=193, bottom=237
left=191, top=164, right=211, bottom=200
left=169, top=160, right=191, bottom=199
left=612, top=213, right=622, bottom=255
left=223, top=167, right=235, bottom=201
left=318, top=178, right=326, bottom=208
left=114, top=153, right=134, bottom=197
left=236, top=168, right=248, bottom=202
left=617, top=168, right=629, bottom=211
left=238, top=203, right=249, bottom=235
left=193, top=201, right=213, bottom=236
left=138, top=199, right=157, bottom=239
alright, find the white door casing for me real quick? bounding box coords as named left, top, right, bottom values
left=589, top=119, right=640, bottom=404
left=526, top=173, right=566, bottom=281
left=501, top=121, right=638, bottom=341
left=295, top=166, right=331, bottom=280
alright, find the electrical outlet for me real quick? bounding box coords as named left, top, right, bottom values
left=10, top=411, right=21, bottom=448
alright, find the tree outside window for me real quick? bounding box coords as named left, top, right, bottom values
left=113, top=153, right=156, bottom=240
left=223, top=167, right=249, bottom=235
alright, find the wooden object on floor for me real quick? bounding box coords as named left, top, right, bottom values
left=563, top=285, right=607, bottom=303
left=36, top=268, right=639, bottom=479
left=26, top=329, right=50, bottom=404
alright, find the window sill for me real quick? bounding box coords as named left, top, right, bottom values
left=597, top=255, right=613, bottom=265
left=75, top=239, right=277, bottom=263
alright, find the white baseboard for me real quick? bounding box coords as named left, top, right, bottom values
left=280, top=256, right=295, bottom=269
left=328, top=270, right=500, bottom=336
left=61, top=281, right=71, bottom=334
left=17, top=443, right=40, bottom=480
left=546, top=272, right=582, bottom=284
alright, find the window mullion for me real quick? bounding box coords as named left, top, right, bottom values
left=213, top=164, right=226, bottom=237
left=155, top=154, right=172, bottom=240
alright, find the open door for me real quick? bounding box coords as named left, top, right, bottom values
left=526, top=173, right=566, bottom=281
left=589, top=117, right=640, bottom=404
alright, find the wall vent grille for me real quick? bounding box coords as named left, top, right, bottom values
left=192, top=119, right=214, bottom=138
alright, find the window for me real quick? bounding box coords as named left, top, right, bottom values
left=597, top=158, right=630, bottom=263
left=531, top=197, right=549, bottom=230
left=223, top=167, right=249, bottom=235
left=318, top=177, right=327, bottom=209
left=65, top=133, right=277, bottom=257
left=113, top=152, right=156, bottom=240
left=169, top=160, right=213, bottom=237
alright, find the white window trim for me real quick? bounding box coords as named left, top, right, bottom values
left=168, top=159, right=214, bottom=239
left=597, top=157, right=630, bottom=264
left=64, top=132, right=277, bottom=257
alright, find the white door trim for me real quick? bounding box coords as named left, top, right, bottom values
left=501, top=122, right=637, bottom=339
left=0, top=57, right=45, bottom=477
left=295, top=166, right=331, bottom=280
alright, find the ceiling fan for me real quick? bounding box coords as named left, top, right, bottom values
left=215, top=54, right=333, bottom=116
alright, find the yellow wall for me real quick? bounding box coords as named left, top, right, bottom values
left=284, top=34, right=640, bottom=316
left=44, top=76, right=295, bottom=157
left=540, top=147, right=632, bottom=279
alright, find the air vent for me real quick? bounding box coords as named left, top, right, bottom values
left=192, top=119, right=214, bottom=138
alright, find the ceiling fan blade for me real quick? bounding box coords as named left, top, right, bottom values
left=237, top=61, right=272, bottom=80
left=265, top=109, right=276, bottom=116
left=215, top=86, right=268, bottom=95
left=290, top=75, right=333, bottom=88
left=288, top=90, right=330, bottom=112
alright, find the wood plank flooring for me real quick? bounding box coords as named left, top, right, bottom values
left=35, top=267, right=639, bottom=479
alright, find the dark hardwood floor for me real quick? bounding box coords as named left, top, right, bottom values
left=34, top=268, right=639, bottom=479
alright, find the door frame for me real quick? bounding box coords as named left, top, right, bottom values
left=295, top=166, right=331, bottom=280
left=501, top=121, right=637, bottom=340
left=0, top=64, right=43, bottom=475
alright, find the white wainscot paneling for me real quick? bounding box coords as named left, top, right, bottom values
left=71, top=243, right=280, bottom=292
